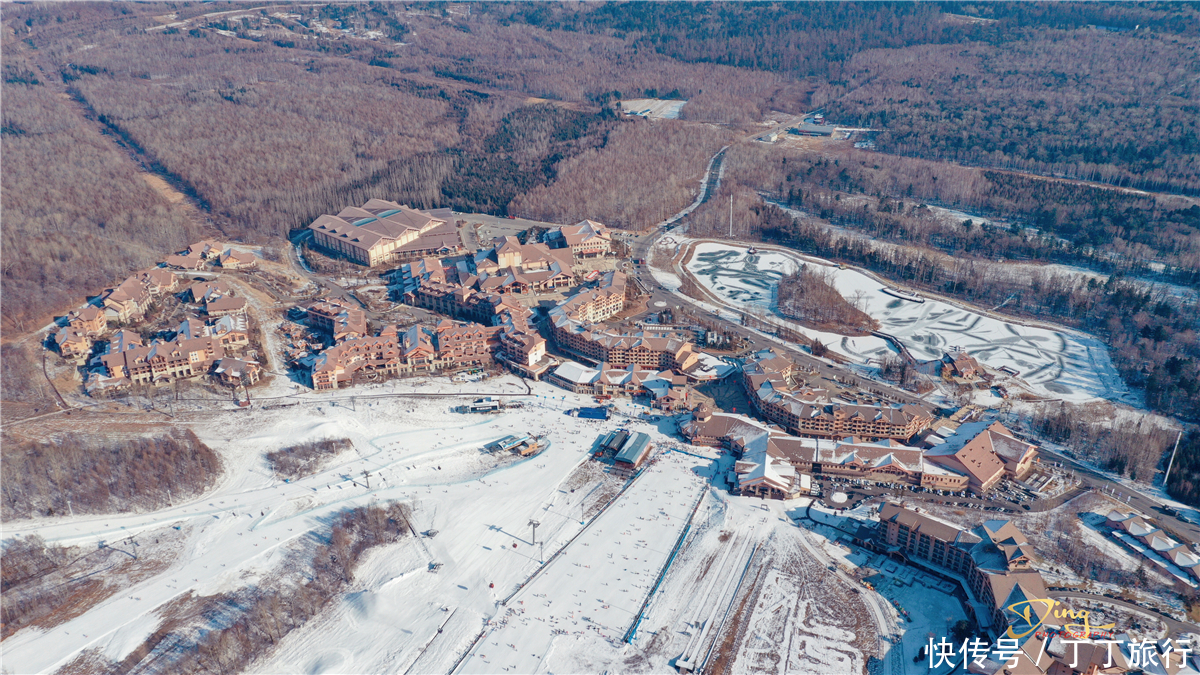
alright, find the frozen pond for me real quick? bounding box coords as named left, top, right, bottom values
left=687, top=242, right=1133, bottom=403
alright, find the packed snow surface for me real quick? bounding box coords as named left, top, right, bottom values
left=686, top=242, right=1131, bottom=403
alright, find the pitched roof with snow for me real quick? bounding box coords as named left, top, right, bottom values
left=552, top=361, right=600, bottom=385
left=308, top=200, right=445, bottom=254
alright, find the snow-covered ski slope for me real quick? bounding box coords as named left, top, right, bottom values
left=686, top=242, right=1132, bottom=403
left=1, top=380, right=652, bottom=673
left=3, top=374, right=964, bottom=673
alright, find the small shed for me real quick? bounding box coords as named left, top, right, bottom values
left=575, top=406, right=609, bottom=420
left=468, top=397, right=502, bottom=413
left=492, top=434, right=530, bottom=453
left=612, top=432, right=652, bottom=478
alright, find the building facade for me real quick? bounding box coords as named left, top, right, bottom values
left=308, top=200, right=456, bottom=267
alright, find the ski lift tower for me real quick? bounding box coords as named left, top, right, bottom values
left=529, top=519, right=542, bottom=562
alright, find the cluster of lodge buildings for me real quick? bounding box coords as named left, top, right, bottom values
left=471, top=237, right=575, bottom=294
left=54, top=257, right=263, bottom=390
left=163, top=240, right=258, bottom=272
left=304, top=212, right=621, bottom=389
left=547, top=271, right=715, bottom=378
left=74, top=242, right=252, bottom=334
left=94, top=267, right=183, bottom=325
left=681, top=405, right=1038, bottom=498
left=305, top=198, right=613, bottom=270
left=867, top=504, right=1185, bottom=675
left=742, top=350, right=934, bottom=442
left=394, top=235, right=577, bottom=299
left=1106, top=509, right=1200, bottom=582
left=96, top=314, right=260, bottom=388
left=548, top=361, right=693, bottom=410
left=307, top=200, right=462, bottom=267
left=304, top=294, right=548, bottom=390
left=306, top=202, right=714, bottom=394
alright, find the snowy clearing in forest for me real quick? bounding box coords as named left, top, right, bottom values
left=686, top=242, right=1132, bottom=403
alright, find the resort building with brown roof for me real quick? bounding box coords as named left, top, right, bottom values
left=741, top=350, right=933, bottom=442
left=681, top=406, right=972, bottom=493
left=922, top=421, right=1039, bottom=491
left=545, top=220, right=612, bottom=259
left=67, top=306, right=107, bottom=336
left=177, top=316, right=250, bottom=351
left=877, top=503, right=1050, bottom=640
left=308, top=318, right=512, bottom=390
left=946, top=349, right=985, bottom=379
left=101, top=334, right=226, bottom=385
left=218, top=249, right=258, bottom=269
left=101, top=276, right=154, bottom=323
left=468, top=237, right=576, bottom=294
left=55, top=328, right=93, bottom=360
left=214, top=358, right=262, bottom=386
left=307, top=200, right=461, bottom=267
left=306, top=299, right=368, bottom=342
left=204, top=295, right=248, bottom=317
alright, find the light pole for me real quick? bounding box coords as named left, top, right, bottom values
left=1165, top=430, right=1183, bottom=487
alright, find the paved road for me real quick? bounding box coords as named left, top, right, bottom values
left=1037, top=446, right=1200, bottom=543
left=624, top=153, right=923, bottom=407
left=288, top=231, right=438, bottom=324
left=1048, top=590, right=1200, bottom=635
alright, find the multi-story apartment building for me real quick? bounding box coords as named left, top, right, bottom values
left=543, top=270, right=713, bottom=377
left=878, top=503, right=1050, bottom=640
left=101, top=276, right=153, bottom=323
left=741, top=350, right=933, bottom=442
left=67, top=307, right=107, bottom=336
left=551, top=271, right=630, bottom=325
left=681, top=407, right=971, bottom=493
left=306, top=298, right=368, bottom=342
left=434, top=320, right=503, bottom=366
left=102, top=335, right=226, bottom=385
left=55, top=329, right=93, bottom=360
left=310, top=319, right=514, bottom=390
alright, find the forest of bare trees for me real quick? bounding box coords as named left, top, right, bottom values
left=505, top=2, right=1200, bottom=193
left=266, top=438, right=353, bottom=480
left=775, top=266, right=877, bottom=335
left=1, top=430, right=222, bottom=520
left=819, top=29, right=1200, bottom=193
left=1, top=40, right=206, bottom=336
left=509, top=122, right=728, bottom=229
left=708, top=142, right=1200, bottom=276
left=1167, top=432, right=1200, bottom=506
left=4, top=2, right=1196, bottom=349
left=2, top=531, right=183, bottom=640
left=1033, top=404, right=1177, bottom=483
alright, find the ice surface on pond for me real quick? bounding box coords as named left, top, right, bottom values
left=687, top=243, right=1132, bottom=403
